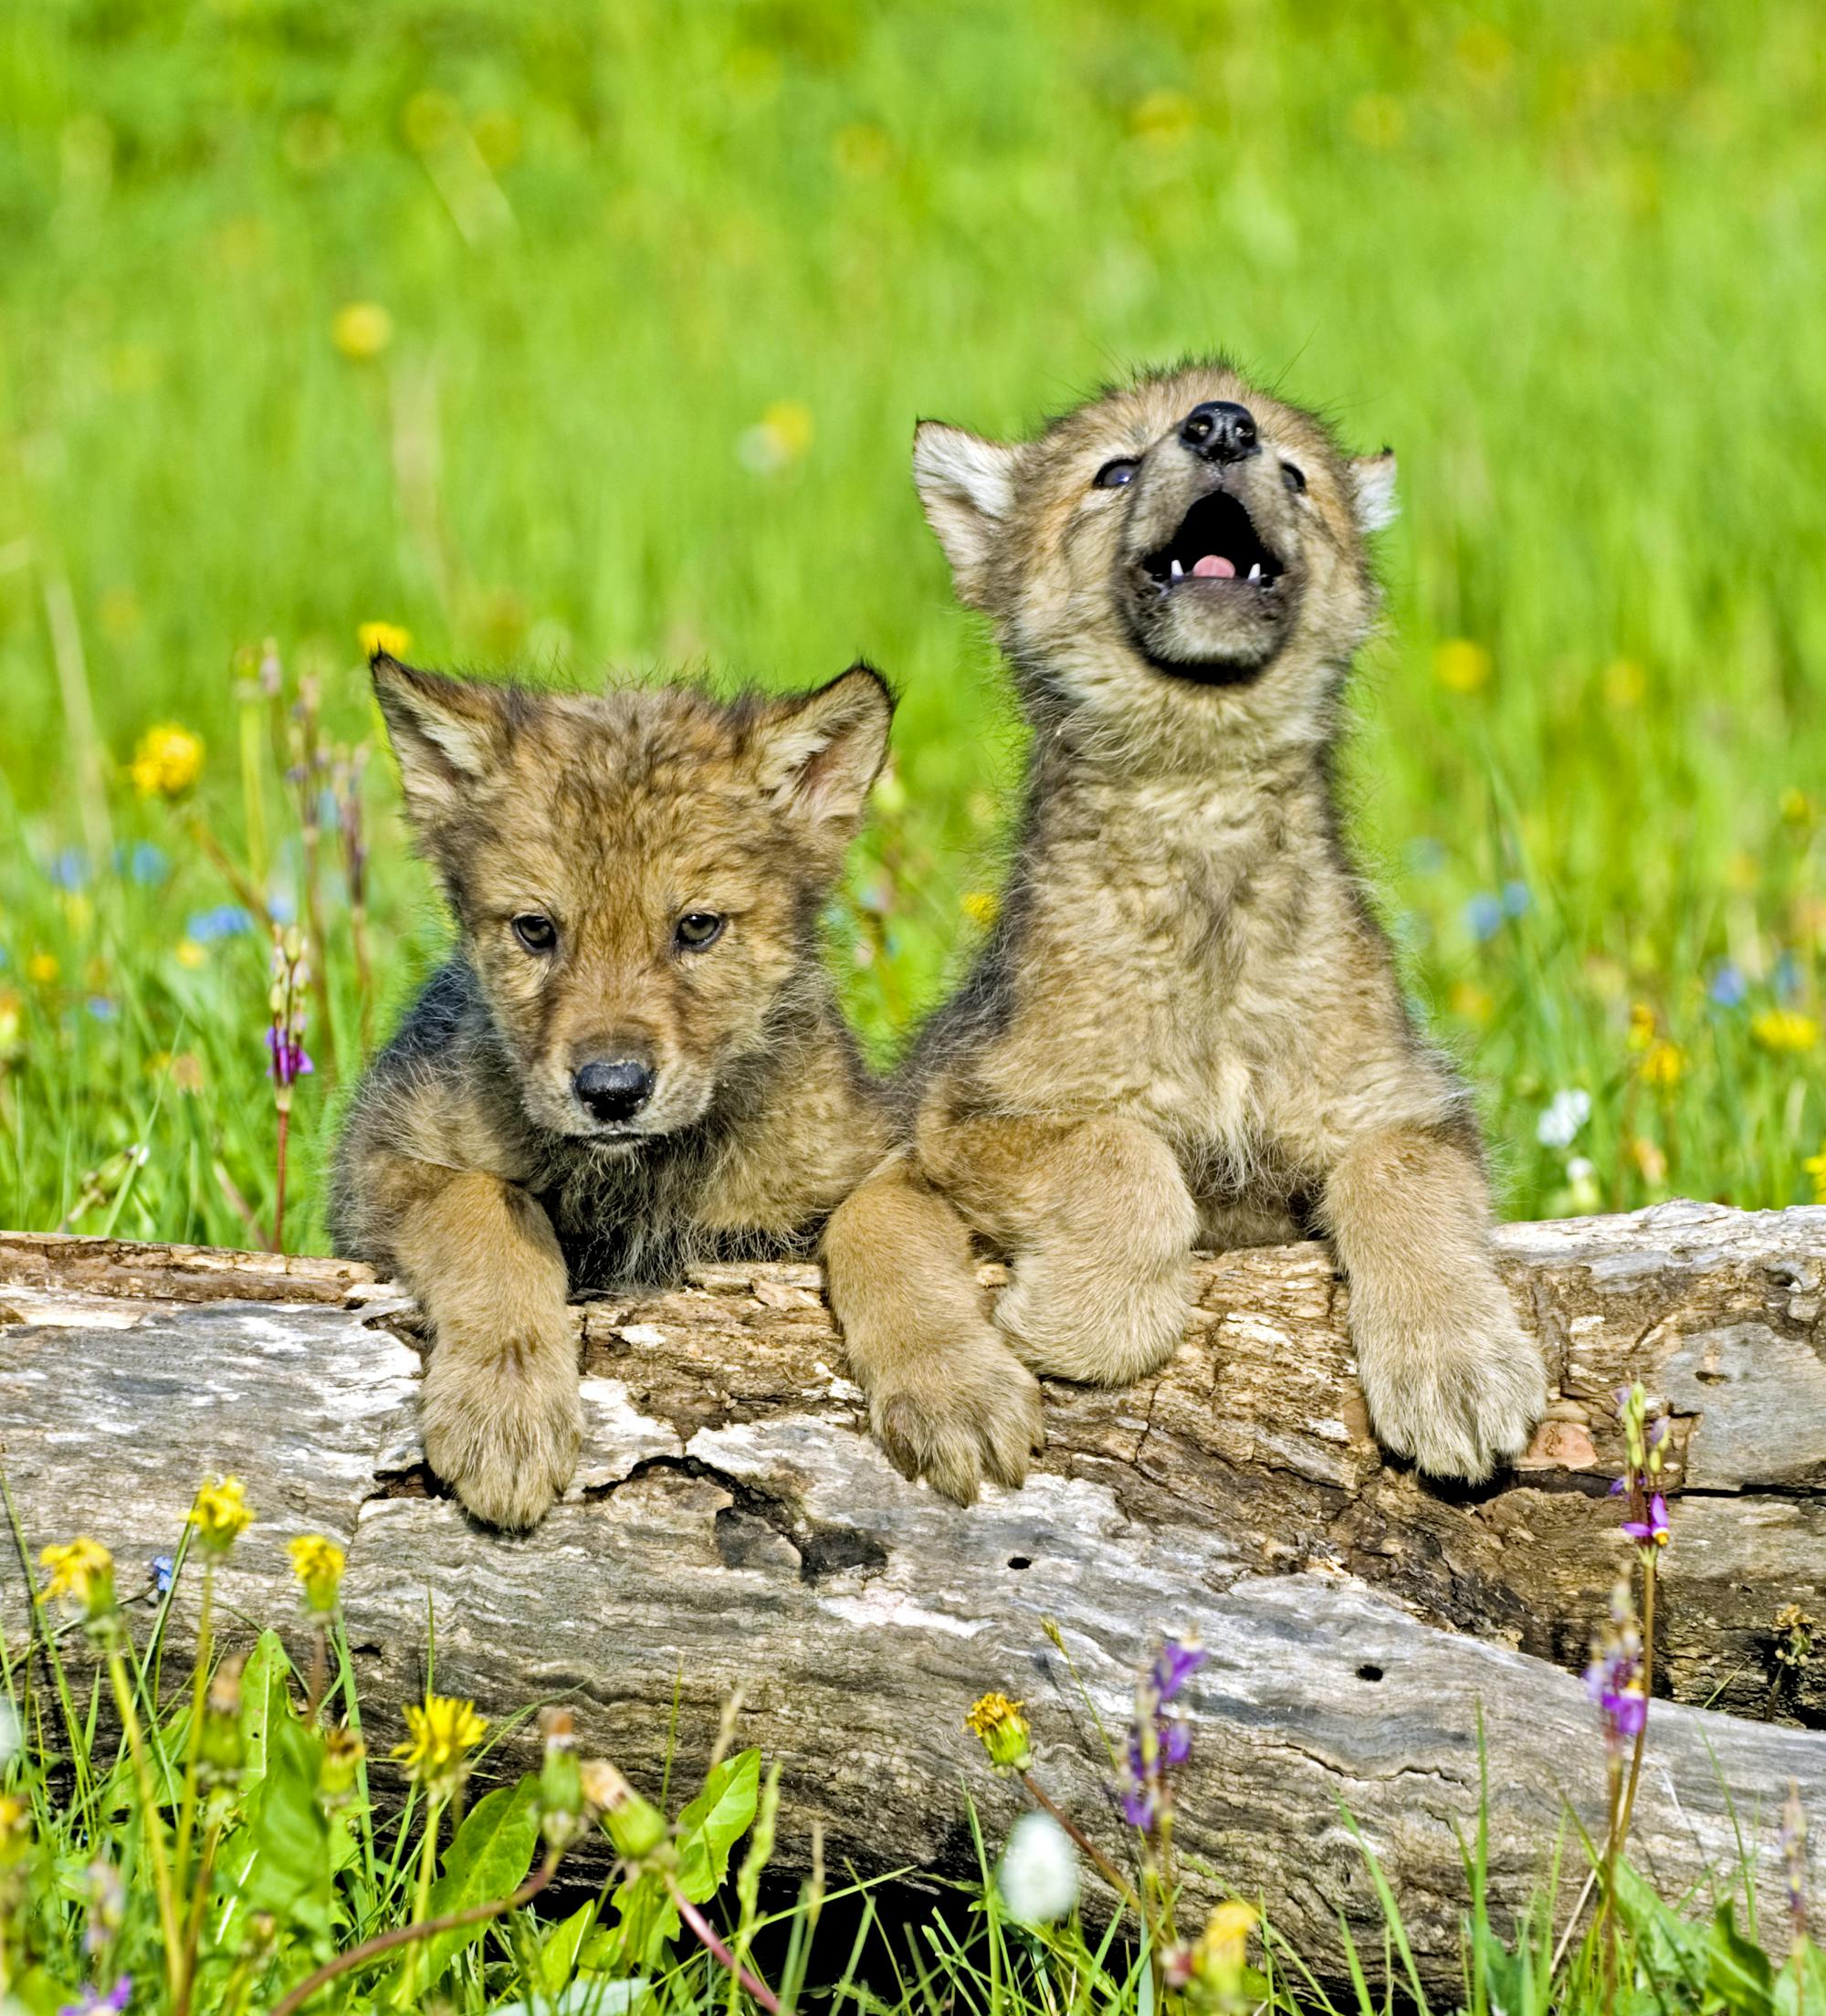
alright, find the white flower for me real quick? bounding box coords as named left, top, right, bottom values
left=998, top=1810, right=1079, bottom=1924
left=1566, top=1156, right=1595, bottom=1183
left=1537, top=1087, right=1591, bottom=1149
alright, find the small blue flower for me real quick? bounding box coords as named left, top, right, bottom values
left=150, top=1554, right=175, bottom=1595
left=1464, top=893, right=1505, bottom=942
left=48, top=847, right=89, bottom=890
left=1774, top=951, right=1802, bottom=1002
left=130, top=841, right=168, bottom=884
left=85, top=997, right=118, bottom=1023
left=1405, top=836, right=1445, bottom=876
left=1707, top=961, right=1747, bottom=1008
left=268, top=889, right=298, bottom=925
left=1501, top=879, right=1531, bottom=918
left=185, top=905, right=253, bottom=943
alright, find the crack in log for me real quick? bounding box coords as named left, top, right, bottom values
left=584, top=1454, right=889, bottom=1583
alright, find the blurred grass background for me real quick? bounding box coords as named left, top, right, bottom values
left=0, top=0, right=1821, bottom=1249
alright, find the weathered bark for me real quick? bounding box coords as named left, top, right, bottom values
left=2, top=1201, right=1821, bottom=1978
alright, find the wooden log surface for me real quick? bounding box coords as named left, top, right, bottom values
left=2, top=1201, right=1822, bottom=1976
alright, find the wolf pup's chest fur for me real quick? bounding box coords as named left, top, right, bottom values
left=824, top=361, right=1546, bottom=1505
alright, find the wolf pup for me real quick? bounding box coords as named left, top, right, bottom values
left=332, top=655, right=894, bottom=1529
left=824, top=361, right=1546, bottom=1501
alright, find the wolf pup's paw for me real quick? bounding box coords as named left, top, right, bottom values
left=994, top=1251, right=1190, bottom=1387
left=866, top=1335, right=1045, bottom=1506
left=1356, top=1289, right=1547, bottom=1485
left=420, top=1324, right=584, bottom=1531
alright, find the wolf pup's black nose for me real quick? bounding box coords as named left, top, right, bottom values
left=573, top=1058, right=656, bottom=1122
left=1180, top=401, right=1258, bottom=463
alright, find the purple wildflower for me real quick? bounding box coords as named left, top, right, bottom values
left=1117, top=1634, right=1204, bottom=1833
left=1621, top=1493, right=1670, bottom=1549
left=265, top=1024, right=314, bottom=1087
left=1586, top=1581, right=1647, bottom=1757
left=58, top=1979, right=131, bottom=2016
left=1152, top=1635, right=1207, bottom=1705
left=1782, top=1780, right=1809, bottom=1948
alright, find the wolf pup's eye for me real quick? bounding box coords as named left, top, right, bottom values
left=512, top=913, right=558, bottom=953
left=674, top=911, right=725, bottom=952
left=1282, top=461, right=1307, bottom=493
left=1093, top=457, right=1139, bottom=489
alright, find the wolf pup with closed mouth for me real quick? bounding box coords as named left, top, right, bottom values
left=824, top=360, right=1546, bottom=1501
left=333, top=654, right=894, bottom=1529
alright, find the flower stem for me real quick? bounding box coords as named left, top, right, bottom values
left=1615, top=1555, right=1658, bottom=1846
left=665, top=1872, right=784, bottom=2014
left=1019, top=1772, right=1146, bottom=1923
left=173, top=1555, right=215, bottom=1895
left=272, top=1104, right=290, bottom=1255
left=104, top=1639, right=184, bottom=2000
left=268, top=1848, right=561, bottom=2016
left=394, top=1793, right=444, bottom=2008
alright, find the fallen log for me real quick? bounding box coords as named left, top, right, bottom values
left=2, top=1200, right=1821, bottom=1977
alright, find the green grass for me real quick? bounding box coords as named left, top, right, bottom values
left=0, top=0, right=1823, bottom=1247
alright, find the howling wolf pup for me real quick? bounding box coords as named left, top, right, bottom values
left=824, top=361, right=1546, bottom=1501
left=332, top=655, right=894, bottom=1528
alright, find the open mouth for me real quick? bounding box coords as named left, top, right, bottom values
left=1141, top=489, right=1284, bottom=591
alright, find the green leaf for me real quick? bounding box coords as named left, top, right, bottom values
left=236, top=1627, right=297, bottom=1797
left=382, top=1775, right=541, bottom=2003
left=1706, top=1902, right=1777, bottom=2016
left=540, top=1899, right=598, bottom=1993
left=675, top=1747, right=760, bottom=1904
left=223, top=1710, right=335, bottom=1941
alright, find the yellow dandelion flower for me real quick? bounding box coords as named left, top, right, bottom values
left=358, top=619, right=411, bottom=660
left=1779, top=786, right=1813, bottom=824
left=393, top=1693, right=488, bottom=1795
left=1195, top=1898, right=1259, bottom=1980
left=174, top=939, right=206, bottom=969
left=1433, top=638, right=1491, bottom=694
left=1625, top=1001, right=1656, bottom=1052
left=1132, top=89, right=1196, bottom=148
left=1805, top=1147, right=1826, bottom=1206
left=963, top=1691, right=1032, bottom=1774
left=1602, top=658, right=1646, bottom=708
left=960, top=890, right=999, bottom=928
left=331, top=301, right=394, bottom=361
left=189, top=1475, right=252, bottom=1553
left=288, top=1532, right=346, bottom=1612
left=1751, top=1009, right=1819, bottom=1054
left=26, top=951, right=59, bottom=987
left=1640, top=1038, right=1684, bottom=1087
left=39, top=1536, right=115, bottom=1616
left=1347, top=92, right=1407, bottom=150
left=130, top=722, right=204, bottom=799
left=0, top=990, right=21, bottom=1057
left=1449, top=980, right=1493, bottom=1024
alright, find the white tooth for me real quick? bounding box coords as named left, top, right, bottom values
left=1170, top=558, right=1184, bottom=581
left=1248, top=562, right=1262, bottom=582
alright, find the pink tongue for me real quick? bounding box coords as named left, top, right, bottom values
left=1191, top=554, right=1235, bottom=579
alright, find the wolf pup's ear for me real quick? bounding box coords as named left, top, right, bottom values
left=752, top=665, right=894, bottom=848
left=371, top=655, right=517, bottom=830
left=912, top=422, right=1019, bottom=609
left=1349, top=451, right=1399, bottom=536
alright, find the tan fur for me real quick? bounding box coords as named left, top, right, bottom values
left=824, top=361, right=1545, bottom=1498
left=333, top=656, right=895, bottom=1528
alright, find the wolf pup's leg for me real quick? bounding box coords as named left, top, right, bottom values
left=386, top=1161, right=583, bottom=1529
left=1319, top=1123, right=1545, bottom=1483
left=824, top=1151, right=1044, bottom=1503
left=920, top=1111, right=1198, bottom=1386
